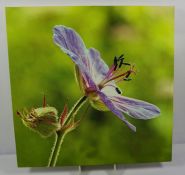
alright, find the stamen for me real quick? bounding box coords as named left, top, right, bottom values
left=103, top=54, right=130, bottom=84
left=118, top=54, right=124, bottom=68
left=105, top=64, right=116, bottom=79
left=115, top=87, right=122, bottom=94
left=103, top=84, right=117, bottom=88
left=100, top=64, right=116, bottom=86
left=124, top=78, right=132, bottom=81
left=114, top=54, right=130, bottom=70
left=100, top=64, right=136, bottom=87
left=103, top=69, right=134, bottom=85
left=114, top=56, right=118, bottom=71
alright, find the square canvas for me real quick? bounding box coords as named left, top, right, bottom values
left=6, top=6, right=174, bottom=167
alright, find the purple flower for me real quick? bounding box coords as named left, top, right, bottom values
left=53, top=25, right=160, bottom=132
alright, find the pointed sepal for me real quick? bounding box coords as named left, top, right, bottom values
left=60, top=104, right=68, bottom=127
left=62, top=119, right=81, bottom=134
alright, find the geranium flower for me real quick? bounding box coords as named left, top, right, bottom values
left=53, top=25, right=160, bottom=132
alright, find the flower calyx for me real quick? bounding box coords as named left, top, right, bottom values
left=59, top=104, right=81, bottom=134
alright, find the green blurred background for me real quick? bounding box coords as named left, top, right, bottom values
left=6, top=6, right=174, bottom=167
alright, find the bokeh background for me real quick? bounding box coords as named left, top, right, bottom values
left=6, top=6, right=174, bottom=167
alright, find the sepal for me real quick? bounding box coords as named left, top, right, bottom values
left=61, top=119, right=80, bottom=134
left=60, top=104, right=68, bottom=127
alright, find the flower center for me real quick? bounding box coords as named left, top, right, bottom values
left=85, top=87, right=100, bottom=101
left=98, top=64, right=136, bottom=89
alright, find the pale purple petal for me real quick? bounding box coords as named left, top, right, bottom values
left=53, top=25, right=89, bottom=67
left=53, top=25, right=96, bottom=89
left=111, top=96, right=160, bottom=120
left=88, top=48, right=109, bottom=83
left=84, top=72, right=97, bottom=89
left=97, top=91, right=136, bottom=132
left=53, top=26, right=109, bottom=88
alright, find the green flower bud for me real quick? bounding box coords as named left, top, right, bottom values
left=17, top=107, right=60, bottom=138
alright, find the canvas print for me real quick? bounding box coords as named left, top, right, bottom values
left=6, top=6, right=174, bottom=167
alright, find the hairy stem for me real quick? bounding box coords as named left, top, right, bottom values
left=47, top=96, right=87, bottom=167
left=47, top=131, right=66, bottom=167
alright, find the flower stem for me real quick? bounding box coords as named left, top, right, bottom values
left=47, top=96, right=87, bottom=167
left=47, top=131, right=66, bottom=167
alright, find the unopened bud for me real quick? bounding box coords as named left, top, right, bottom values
left=17, top=107, right=60, bottom=138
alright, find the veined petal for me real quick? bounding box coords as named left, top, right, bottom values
left=97, top=91, right=136, bottom=132
left=88, top=48, right=109, bottom=84
left=53, top=25, right=96, bottom=89
left=53, top=26, right=109, bottom=90
left=111, top=96, right=160, bottom=120
left=53, top=25, right=88, bottom=67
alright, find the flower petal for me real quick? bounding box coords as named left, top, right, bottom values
left=88, top=48, right=109, bottom=84
left=97, top=91, right=136, bottom=132
left=101, top=84, right=122, bottom=96
left=111, top=96, right=160, bottom=120
left=53, top=25, right=88, bottom=68
left=53, top=25, right=96, bottom=89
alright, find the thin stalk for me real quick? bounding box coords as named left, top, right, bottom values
left=47, top=96, right=87, bottom=167
left=47, top=131, right=66, bottom=167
